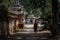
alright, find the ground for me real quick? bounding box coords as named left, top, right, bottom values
left=8, top=30, right=53, bottom=40
left=8, top=24, right=54, bottom=40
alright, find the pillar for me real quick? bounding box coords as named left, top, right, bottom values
left=14, top=19, right=16, bottom=32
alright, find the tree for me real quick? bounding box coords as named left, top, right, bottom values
left=29, top=0, right=60, bottom=38
left=51, top=0, right=60, bottom=38
left=0, top=0, right=10, bottom=39
left=3, top=0, right=14, bottom=6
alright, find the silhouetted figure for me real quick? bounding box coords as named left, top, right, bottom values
left=34, top=20, right=38, bottom=33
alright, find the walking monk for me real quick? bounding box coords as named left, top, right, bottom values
left=34, top=19, right=38, bottom=33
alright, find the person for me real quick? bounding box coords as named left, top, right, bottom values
left=34, top=19, right=38, bottom=33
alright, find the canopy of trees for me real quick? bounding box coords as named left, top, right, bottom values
left=0, top=0, right=52, bottom=19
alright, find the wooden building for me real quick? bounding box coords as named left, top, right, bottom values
left=8, top=0, right=24, bottom=33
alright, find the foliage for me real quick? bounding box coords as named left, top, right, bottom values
left=0, top=0, right=3, bottom=3
left=2, top=0, right=14, bottom=7
left=1, top=0, right=52, bottom=20
left=29, top=0, right=52, bottom=20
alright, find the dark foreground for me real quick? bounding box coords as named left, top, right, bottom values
left=0, top=31, right=59, bottom=40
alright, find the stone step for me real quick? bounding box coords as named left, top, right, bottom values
left=16, top=30, right=51, bottom=34
left=16, top=28, right=43, bottom=32
left=13, top=37, right=48, bottom=40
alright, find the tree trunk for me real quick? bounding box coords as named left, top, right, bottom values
left=1, top=21, right=6, bottom=40
left=0, top=19, right=9, bottom=40
left=51, top=0, right=60, bottom=37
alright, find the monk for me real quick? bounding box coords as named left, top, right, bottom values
left=34, top=20, right=38, bottom=33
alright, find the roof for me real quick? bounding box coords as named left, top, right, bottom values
left=27, top=14, right=37, bottom=19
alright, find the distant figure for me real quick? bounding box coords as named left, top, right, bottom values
left=34, top=20, right=38, bottom=33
